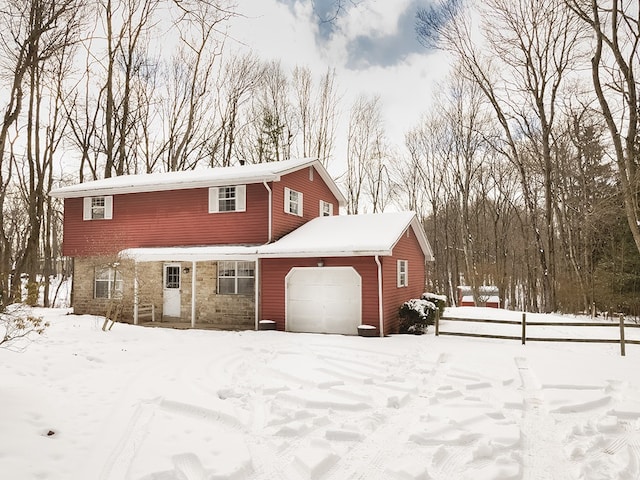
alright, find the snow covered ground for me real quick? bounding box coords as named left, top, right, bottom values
left=1, top=307, right=640, bottom=480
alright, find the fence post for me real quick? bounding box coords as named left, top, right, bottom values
left=435, top=309, right=440, bottom=337
left=620, top=314, right=626, bottom=357
left=521, top=312, right=526, bottom=345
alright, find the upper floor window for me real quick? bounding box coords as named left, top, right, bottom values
left=397, top=260, right=408, bottom=287
left=94, top=266, right=123, bottom=299
left=284, top=187, right=303, bottom=216
left=320, top=200, right=333, bottom=217
left=218, top=261, right=255, bottom=295
left=209, top=185, right=246, bottom=213
left=83, top=196, right=113, bottom=220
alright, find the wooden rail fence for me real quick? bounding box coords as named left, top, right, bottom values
left=435, top=312, right=640, bottom=356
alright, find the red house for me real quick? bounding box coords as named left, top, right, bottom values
left=50, top=158, right=434, bottom=336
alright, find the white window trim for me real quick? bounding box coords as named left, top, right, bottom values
left=208, top=185, right=246, bottom=213
left=319, top=200, right=333, bottom=216
left=397, top=260, right=408, bottom=288
left=284, top=187, right=303, bottom=217
left=83, top=196, right=113, bottom=220
left=217, top=260, right=255, bottom=295
left=94, top=267, right=123, bottom=299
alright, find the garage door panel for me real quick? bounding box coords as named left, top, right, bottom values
left=286, top=267, right=362, bottom=335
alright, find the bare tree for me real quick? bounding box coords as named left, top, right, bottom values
left=235, top=60, right=293, bottom=164
left=417, top=0, right=585, bottom=312
left=292, top=66, right=339, bottom=167
left=205, top=52, right=265, bottom=167
left=0, top=0, right=84, bottom=307
left=160, top=0, right=234, bottom=171
left=345, top=94, right=386, bottom=214
left=566, top=0, right=640, bottom=257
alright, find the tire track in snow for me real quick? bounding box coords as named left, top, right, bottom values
left=99, top=400, right=157, bottom=480
left=318, top=352, right=452, bottom=480
left=516, top=357, right=574, bottom=480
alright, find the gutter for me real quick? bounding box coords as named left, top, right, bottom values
left=375, top=255, right=384, bottom=337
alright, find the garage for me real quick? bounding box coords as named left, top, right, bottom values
left=286, top=267, right=362, bottom=335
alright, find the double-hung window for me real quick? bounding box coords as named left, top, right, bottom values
left=320, top=200, right=333, bottom=216
left=209, top=185, right=246, bottom=213
left=284, top=187, right=303, bottom=216
left=397, top=260, right=408, bottom=287
left=83, top=196, right=113, bottom=220
left=94, top=267, right=123, bottom=299
left=218, top=261, right=255, bottom=295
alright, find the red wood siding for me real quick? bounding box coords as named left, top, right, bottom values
left=63, top=184, right=269, bottom=256
left=271, top=166, right=340, bottom=240
left=259, top=256, right=380, bottom=332
left=381, top=227, right=427, bottom=334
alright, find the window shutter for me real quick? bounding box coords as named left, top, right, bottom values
left=284, top=187, right=291, bottom=213
left=298, top=191, right=303, bottom=217
left=404, top=261, right=408, bottom=286
left=104, top=196, right=113, bottom=220
left=208, top=187, right=219, bottom=213
left=236, top=185, right=246, bottom=212
left=83, top=197, right=92, bottom=220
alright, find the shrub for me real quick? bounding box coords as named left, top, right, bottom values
left=422, top=292, right=447, bottom=319
left=399, top=298, right=437, bottom=335
left=0, top=306, right=49, bottom=350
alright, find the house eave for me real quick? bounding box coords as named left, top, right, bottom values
left=50, top=176, right=281, bottom=199
left=118, top=246, right=394, bottom=262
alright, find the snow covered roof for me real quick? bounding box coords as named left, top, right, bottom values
left=50, top=158, right=346, bottom=206
left=120, top=212, right=435, bottom=262
left=120, top=245, right=260, bottom=262
left=258, top=211, right=434, bottom=259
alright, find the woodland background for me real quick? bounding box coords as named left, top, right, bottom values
left=0, top=0, right=638, bottom=316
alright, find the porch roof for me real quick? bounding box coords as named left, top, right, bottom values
left=120, top=245, right=260, bottom=262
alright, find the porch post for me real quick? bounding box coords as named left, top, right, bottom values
left=133, top=263, right=139, bottom=325
left=191, top=261, right=196, bottom=328
left=254, top=258, right=260, bottom=331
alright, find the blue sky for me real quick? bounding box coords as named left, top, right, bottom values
left=229, top=0, right=450, bottom=170
left=274, top=0, right=433, bottom=69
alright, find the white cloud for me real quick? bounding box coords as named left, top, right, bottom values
left=228, top=1, right=452, bottom=173
left=338, top=0, right=415, bottom=39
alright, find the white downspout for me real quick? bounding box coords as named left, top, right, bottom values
left=254, top=258, right=260, bottom=331
left=133, top=263, right=139, bottom=325
left=375, top=255, right=384, bottom=337
left=263, top=181, right=273, bottom=243
left=191, top=261, right=196, bottom=328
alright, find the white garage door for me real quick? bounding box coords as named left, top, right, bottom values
left=286, top=267, right=362, bottom=335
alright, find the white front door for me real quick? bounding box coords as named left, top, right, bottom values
left=163, top=263, right=181, bottom=318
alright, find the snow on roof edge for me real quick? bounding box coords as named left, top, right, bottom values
left=50, top=158, right=334, bottom=199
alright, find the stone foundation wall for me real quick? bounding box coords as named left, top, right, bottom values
left=72, top=257, right=255, bottom=329
left=72, top=256, right=136, bottom=321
